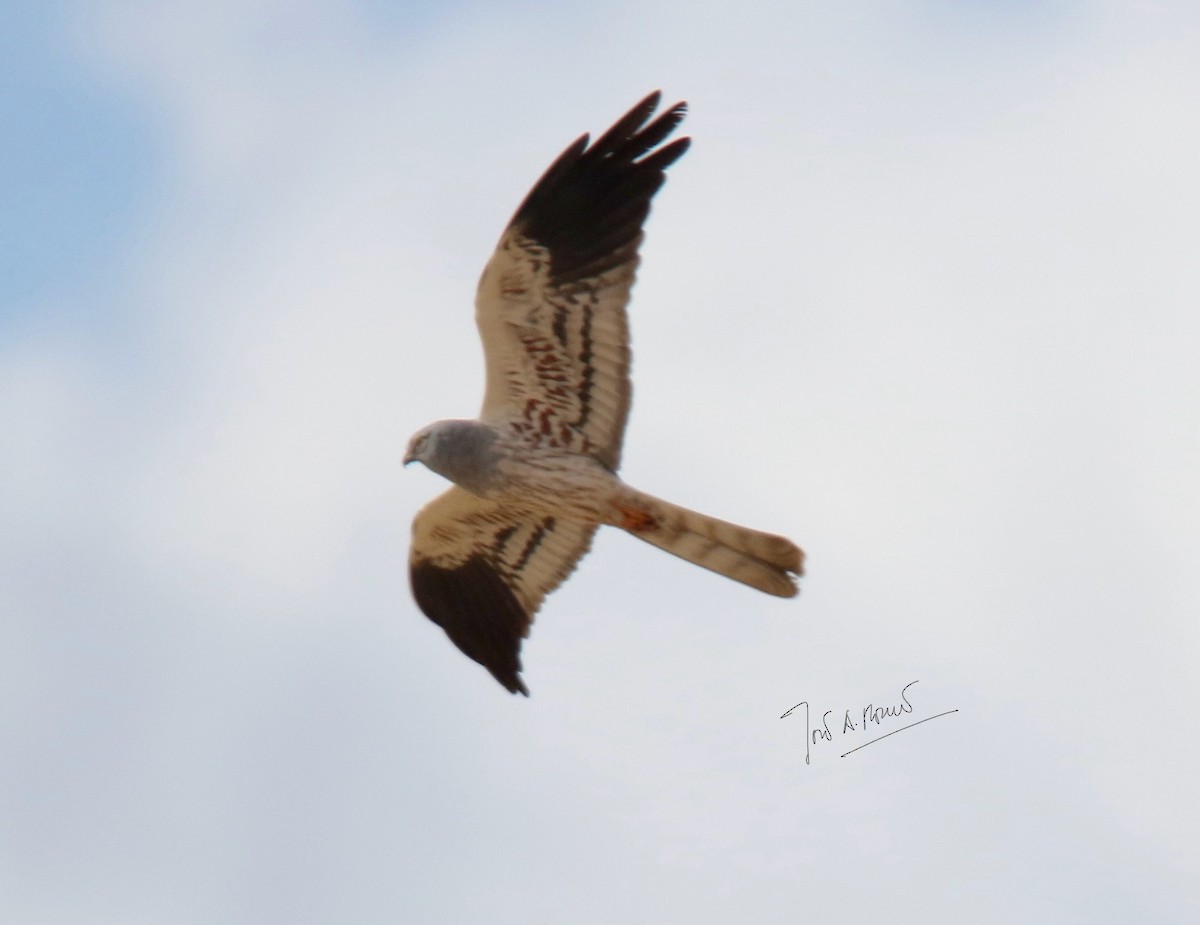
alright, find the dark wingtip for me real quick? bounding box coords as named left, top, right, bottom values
left=588, top=90, right=663, bottom=153
left=411, top=556, right=531, bottom=696
left=507, top=90, right=692, bottom=284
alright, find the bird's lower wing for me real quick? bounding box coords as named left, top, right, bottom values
left=409, top=487, right=597, bottom=695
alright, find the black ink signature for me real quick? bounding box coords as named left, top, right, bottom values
left=780, top=680, right=958, bottom=764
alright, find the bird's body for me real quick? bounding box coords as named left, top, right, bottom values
left=405, top=92, right=803, bottom=694
left=407, top=419, right=615, bottom=520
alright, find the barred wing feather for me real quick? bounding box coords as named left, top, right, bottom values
left=409, top=487, right=597, bottom=695
left=474, top=91, right=690, bottom=471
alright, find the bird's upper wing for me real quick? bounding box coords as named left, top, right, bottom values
left=474, top=91, right=690, bottom=471
left=409, top=486, right=597, bottom=695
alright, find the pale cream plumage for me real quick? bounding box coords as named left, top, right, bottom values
left=405, top=92, right=803, bottom=695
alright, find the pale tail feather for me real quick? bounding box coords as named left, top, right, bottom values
left=616, top=490, right=804, bottom=597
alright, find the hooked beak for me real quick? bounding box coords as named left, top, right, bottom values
left=402, top=450, right=415, bottom=466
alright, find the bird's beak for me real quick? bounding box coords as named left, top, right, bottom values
left=402, top=450, right=415, bottom=466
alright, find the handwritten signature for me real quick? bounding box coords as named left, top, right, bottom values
left=780, top=680, right=958, bottom=764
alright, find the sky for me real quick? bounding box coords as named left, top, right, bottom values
left=2, top=0, right=1199, bottom=921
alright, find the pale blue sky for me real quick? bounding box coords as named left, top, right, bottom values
left=2, top=4, right=156, bottom=321
left=3, top=1, right=1199, bottom=922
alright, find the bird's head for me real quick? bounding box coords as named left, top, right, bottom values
left=403, top=425, right=436, bottom=467
left=403, top=420, right=501, bottom=495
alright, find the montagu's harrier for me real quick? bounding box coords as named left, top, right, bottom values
left=405, top=92, right=803, bottom=694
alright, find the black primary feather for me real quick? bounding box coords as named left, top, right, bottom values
left=508, top=91, right=690, bottom=285
left=411, top=556, right=531, bottom=696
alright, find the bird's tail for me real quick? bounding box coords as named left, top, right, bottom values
left=613, top=489, right=803, bottom=597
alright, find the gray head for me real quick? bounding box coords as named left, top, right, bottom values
left=404, top=420, right=502, bottom=495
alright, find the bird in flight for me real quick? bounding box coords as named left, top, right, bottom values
left=404, top=92, right=803, bottom=695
